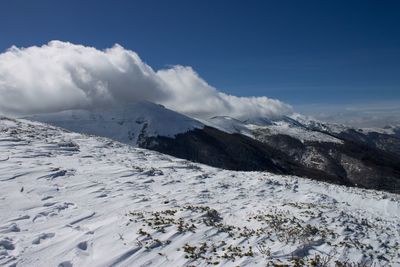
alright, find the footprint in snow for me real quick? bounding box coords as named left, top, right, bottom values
left=41, top=196, right=54, bottom=201
left=37, top=168, right=76, bottom=180
left=77, top=241, right=88, bottom=251
left=0, top=237, right=15, bottom=250
left=0, top=223, right=20, bottom=233
left=43, top=202, right=57, bottom=207
left=32, top=233, right=55, bottom=244
left=58, top=261, right=73, bottom=267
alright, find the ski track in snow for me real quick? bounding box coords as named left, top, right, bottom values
left=0, top=117, right=399, bottom=267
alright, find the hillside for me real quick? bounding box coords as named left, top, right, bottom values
left=1, top=117, right=399, bottom=266
left=29, top=102, right=400, bottom=193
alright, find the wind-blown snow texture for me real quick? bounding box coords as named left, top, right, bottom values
left=0, top=118, right=400, bottom=266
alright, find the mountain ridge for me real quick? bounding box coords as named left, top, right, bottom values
left=26, top=101, right=400, bottom=194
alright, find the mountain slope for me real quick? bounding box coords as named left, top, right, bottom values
left=27, top=103, right=334, bottom=181
left=203, top=115, right=400, bottom=193
left=28, top=102, right=400, bottom=193
left=29, top=101, right=204, bottom=145
left=1, top=117, right=400, bottom=266
left=293, top=115, right=400, bottom=157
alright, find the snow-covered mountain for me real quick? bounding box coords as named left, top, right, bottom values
left=199, top=116, right=253, bottom=137
left=202, top=115, right=400, bottom=193
left=27, top=101, right=400, bottom=194
left=29, top=101, right=204, bottom=145
left=1, top=117, right=400, bottom=266
left=295, top=116, right=400, bottom=157
left=204, top=115, right=344, bottom=144
left=28, top=102, right=298, bottom=174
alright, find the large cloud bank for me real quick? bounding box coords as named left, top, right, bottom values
left=0, top=41, right=292, bottom=119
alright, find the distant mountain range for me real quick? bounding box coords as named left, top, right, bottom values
left=29, top=101, right=400, bottom=193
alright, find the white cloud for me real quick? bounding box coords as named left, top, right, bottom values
left=0, top=41, right=292, bottom=119
left=295, top=101, right=400, bottom=127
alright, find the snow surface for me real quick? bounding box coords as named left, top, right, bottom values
left=200, top=116, right=254, bottom=137
left=248, top=121, right=344, bottom=144
left=203, top=116, right=344, bottom=144
left=357, top=127, right=399, bottom=136
left=288, top=114, right=350, bottom=135
left=289, top=113, right=400, bottom=137
left=28, top=101, right=204, bottom=146
left=1, top=117, right=400, bottom=266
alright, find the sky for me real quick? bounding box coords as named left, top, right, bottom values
left=1, top=0, right=400, bottom=126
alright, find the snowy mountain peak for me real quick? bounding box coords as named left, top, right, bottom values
left=28, top=101, right=204, bottom=145
left=242, top=117, right=274, bottom=126
left=201, top=116, right=253, bottom=136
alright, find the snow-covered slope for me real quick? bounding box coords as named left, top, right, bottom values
left=1, top=117, right=400, bottom=266
left=203, top=115, right=344, bottom=144
left=208, top=112, right=398, bottom=146
left=28, top=101, right=203, bottom=146
left=200, top=116, right=253, bottom=137
left=249, top=120, right=344, bottom=144
left=290, top=113, right=400, bottom=138
left=25, top=106, right=400, bottom=193
left=358, top=126, right=400, bottom=136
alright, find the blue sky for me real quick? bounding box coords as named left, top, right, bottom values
left=1, top=0, right=400, bottom=125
